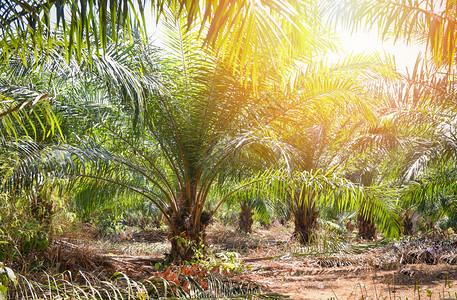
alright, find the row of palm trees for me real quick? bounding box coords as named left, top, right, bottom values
left=1, top=0, right=457, bottom=262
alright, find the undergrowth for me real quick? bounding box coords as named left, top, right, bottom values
left=7, top=269, right=283, bottom=299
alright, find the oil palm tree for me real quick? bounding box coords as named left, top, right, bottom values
left=0, top=52, right=71, bottom=262
left=3, top=10, right=289, bottom=262
left=2, top=0, right=408, bottom=260
left=249, top=53, right=402, bottom=243
left=0, top=1, right=340, bottom=261
left=0, top=17, right=161, bottom=240
left=345, top=50, right=457, bottom=236
left=322, top=0, right=457, bottom=237
left=220, top=172, right=274, bottom=234
left=393, top=64, right=457, bottom=234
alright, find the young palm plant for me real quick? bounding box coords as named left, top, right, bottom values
left=400, top=160, right=457, bottom=232
left=221, top=176, right=273, bottom=234
left=18, top=11, right=284, bottom=262
left=129, top=12, right=284, bottom=260
left=250, top=53, right=401, bottom=243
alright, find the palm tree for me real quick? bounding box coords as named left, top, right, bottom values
left=249, top=53, right=401, bottom=243
left=0, top=1, right=341, bottom=262
left=0, top=17, right=164, bottom=248
left=0, top=53, right=72, bottom=263
left=343, top=49, right=457, bottom=237
left=1, top=0, right=409, bottom=260
left=322, top=0, right=457, bottom=236
left=399, top=156, right=457, bottom=233
left=393, top=65, right=457, bottom=234
left=2, top=11, right=287, bottom=262
left=221, top=177, right=273, bottom=234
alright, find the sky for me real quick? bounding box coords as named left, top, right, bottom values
left=337, top=29, right=425, bottom=75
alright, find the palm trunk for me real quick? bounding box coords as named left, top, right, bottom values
left=357, top=213, right=376, bottom=240
left=293, top=201, right=319, bottom=244
left=402, top=213, right=413, bottom=236
left=30, top=187, right=53, bottom=232
left=167, top=199, right=211, bottom=262
left=292, top=186, right=319, bottom=244
left=238, top=202, right=254, bottom=234
left=168, top=228, right=203, bottom=262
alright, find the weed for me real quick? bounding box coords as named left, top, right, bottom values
left=0, top=262, right=16, bottom=299
left=8, top=270, right=271, bottom=299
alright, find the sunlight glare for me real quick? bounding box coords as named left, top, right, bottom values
left=337, top=29, right=425, bottom=75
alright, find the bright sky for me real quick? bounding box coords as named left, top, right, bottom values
left=337, top=29, right=425, bottom=75
left=335, top=1, right=438, bottom=75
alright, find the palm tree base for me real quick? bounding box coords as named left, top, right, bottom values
left=238, top=203, right=254, bottom=234
left=357, top=213, right=376, bottom=240
left=168, top=234, right=203, bottom=262
left=166, top=210, right=212, bottom=262
left=293, top=206, right=319, bottom=245
left=30, top=188, right=53, bottom=232
left=403, top=214, right=414, bottom=236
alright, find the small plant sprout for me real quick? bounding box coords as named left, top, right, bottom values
left=136, top=287, right=149, bottom=300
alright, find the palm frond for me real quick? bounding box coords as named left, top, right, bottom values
left=0, top=82, right=61, bottom=141
left=322, top=0, right=457, bottom=68
left=0, top=0, right=147, bottom=63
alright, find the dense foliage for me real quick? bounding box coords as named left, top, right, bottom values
left=1, top=0, right=457, bottom=286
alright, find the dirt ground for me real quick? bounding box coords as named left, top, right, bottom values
left=242, top=260, right=457, bottom=299
left=52, top=222, right=457, bottom=300
left=208, top=222, right=457, bottom=299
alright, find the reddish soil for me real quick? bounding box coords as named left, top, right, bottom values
left=207, top=223, right=457, bottom=299
left=241, top=260, right=457, bottom=299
